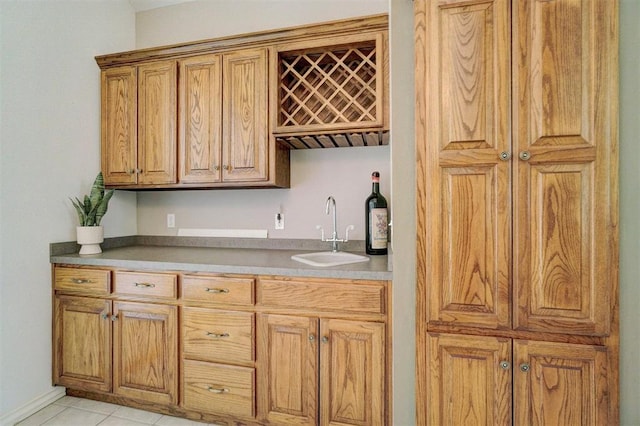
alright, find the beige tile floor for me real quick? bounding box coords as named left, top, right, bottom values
left=16, top=396, right=221, bottom=426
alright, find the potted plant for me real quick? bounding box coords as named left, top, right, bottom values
left=70, top=172, right=114, bottom=255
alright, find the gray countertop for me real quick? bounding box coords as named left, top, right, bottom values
left=50, top=237, right=393, bottom=280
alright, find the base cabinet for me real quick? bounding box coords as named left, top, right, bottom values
left=427, top=333, right=609, bottom=426
left=257, top=314, right=385, bottom=426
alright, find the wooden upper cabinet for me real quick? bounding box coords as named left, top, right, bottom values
left=179, top=54, right=223, bottom=184
left=222, top=48, right=269, bottom=183
left=418, top=0, right=511, bottom=330
left=101, top=66, right=137, bottom=185
left=511, top=0, right=617, bottom=336
left=514, top=340, right=609, bottom=426
left=137, top=60, right=177, bottom=185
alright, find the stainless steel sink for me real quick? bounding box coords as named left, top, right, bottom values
left=291, top=251, right=370, bottom=267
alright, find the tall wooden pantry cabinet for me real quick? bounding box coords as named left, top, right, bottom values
left=415, top=0, right=619, bottom=424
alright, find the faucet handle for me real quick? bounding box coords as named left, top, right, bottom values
left=316, top=225, right=326, bottom=242
left=344, top=225, right=354, bottom=242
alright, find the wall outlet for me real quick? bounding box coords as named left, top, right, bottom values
left=167, top=213, right=175, bottom=228
left=275, top=213, right=284, bottom=230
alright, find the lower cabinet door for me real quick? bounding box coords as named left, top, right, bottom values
left=183, top=359, right=255, bottom=418
left=320, top=319, right=386, bottom=426
left=514, top=340, right=609, bottom=426
left=53, top=295, right=112, bottom=392
left=426, top=333, right=512, bottom=426
left=113, top=301, right=178, bottom=405
left=257, top=313, right=319, bottom=425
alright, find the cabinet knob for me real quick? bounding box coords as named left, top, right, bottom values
left=101, top=313, right=109, bottom=320
left=321, top=336, right=329, bottom=343
left=519, top=151, right=531, bottom=161
left=499, top=360, right=510, bottom=370
left=213, top=165, right=220, bottom=171
left=111, top=315, right=118, bottom=321
left=520, top=363, right=530, bottom=372
left=223, top=165, right=232, bottom=171
left=309, top=334, right=315, bottom=341
left=499, top=151, right=511, bottom=161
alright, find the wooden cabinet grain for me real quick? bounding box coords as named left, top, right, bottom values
left=415, top=0, right=618, bottom=423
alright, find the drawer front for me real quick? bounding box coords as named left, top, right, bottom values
left=114, top=271, right=177, bottom=299
left=54, top=267, right=110, bottom=295
left=183, top=308, right=254, bottom=364
left=182, top=275, right=254, bottom=306
left=183, top=359, right=255, bottom=418
left=258, top=278, right=386, bottom=314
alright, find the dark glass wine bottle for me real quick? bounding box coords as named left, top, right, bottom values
left=365, top=171, right=388, bottom=255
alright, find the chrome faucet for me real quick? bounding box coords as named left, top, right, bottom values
left=317, top=196, right=354, bottom=252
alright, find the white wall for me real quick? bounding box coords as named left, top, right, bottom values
left=134, top=0, right=390, bottom=240
left=619, top=0, right=640, bottom=424
left=0, top=0, right=137, bottom=418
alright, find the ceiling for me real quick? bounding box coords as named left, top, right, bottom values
left=128, top=0, right=195, bottom=12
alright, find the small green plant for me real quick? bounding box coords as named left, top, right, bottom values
left=70, top=172, right=114, bottom=226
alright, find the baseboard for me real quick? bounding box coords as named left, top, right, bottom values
left=0, top=386, right=66, bottom=426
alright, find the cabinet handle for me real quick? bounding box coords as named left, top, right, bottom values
left=499, top=151, right=511, bottom=161
left=70, top=278, right=93, bottom=284
left=520, top=363, right=530, bottom=372
left=321, top=336, right=329, bottom=343
left=499, top=360, right=510, bottom=370
left=519, top=151, right=531, bottom=161
left=205, top=288, right=229, bottom=294
left=206, top=332, right=230, bottom=338
left=134, top=282, right=156, bottom=288
left=207, top=386, right=229, bottom=394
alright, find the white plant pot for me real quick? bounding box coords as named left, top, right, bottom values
left=77, top=226, right=104, bottom=255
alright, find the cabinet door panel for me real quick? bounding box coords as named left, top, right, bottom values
left=257, top=314, right=318, bottom=425
left=113, top=301, right=178, bottom=405
left=320, top=319, right=385, bottom=426
left=514, top=340, right=609, bottom=426
left=426, top=333, right=511, bottom=426
left=138, top=60, right=177, bottom=185
left=53, top=296, right=112, bottom=392
left=418, top=0, right=511, bottom=330
left=101, top=66, right=137, bottom=185
left=222, top=48, right=268, bottom=182
left=513, top=0, right=616, bottom=335
left=179, top=54, right=222, bottom=183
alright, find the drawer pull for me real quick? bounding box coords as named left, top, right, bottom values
left=205, top=287, right=229, bottom=294
left=207, top=386, right=229, bottom=394
left=206, top=332, right=230, bottom=338
left=70, top=278, right=94, bottom=284
left=134, top=282, right=156, bottom=288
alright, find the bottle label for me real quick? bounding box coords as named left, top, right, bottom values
left=370, top=208, right=388, bottom=249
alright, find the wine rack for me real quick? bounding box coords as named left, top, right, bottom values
left=273, top=34, right=388, bottom=146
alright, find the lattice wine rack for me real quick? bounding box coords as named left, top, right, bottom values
left=274, top=38, right=387, bottom=148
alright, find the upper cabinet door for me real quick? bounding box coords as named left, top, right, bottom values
left=417, top=0, right=511, bottom=329
left=222, top=48, right=269, bottom=182
left=513, top=0, right=617, bottom=335
left=101, top=66, right=137, bottom=185
left=138, top=60, right=177, bottom=185
left=179, top=54, right=223, bottom=184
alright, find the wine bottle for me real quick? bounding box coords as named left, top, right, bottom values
left=365, top=171, right=388, bottom=255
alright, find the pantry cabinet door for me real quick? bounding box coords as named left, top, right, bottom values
left=257, top=314, right=318, bottom=425
left=426, top=333, right=511, bottom=426
left=514, top=340, right=609, bottom=426
left=416, top=0, right=511, bottom=330
left=113, top=301, right=178, bottom=405
left=53, top=296, right=112, bottom=393
left=513, top=0, right=617, bottom=336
